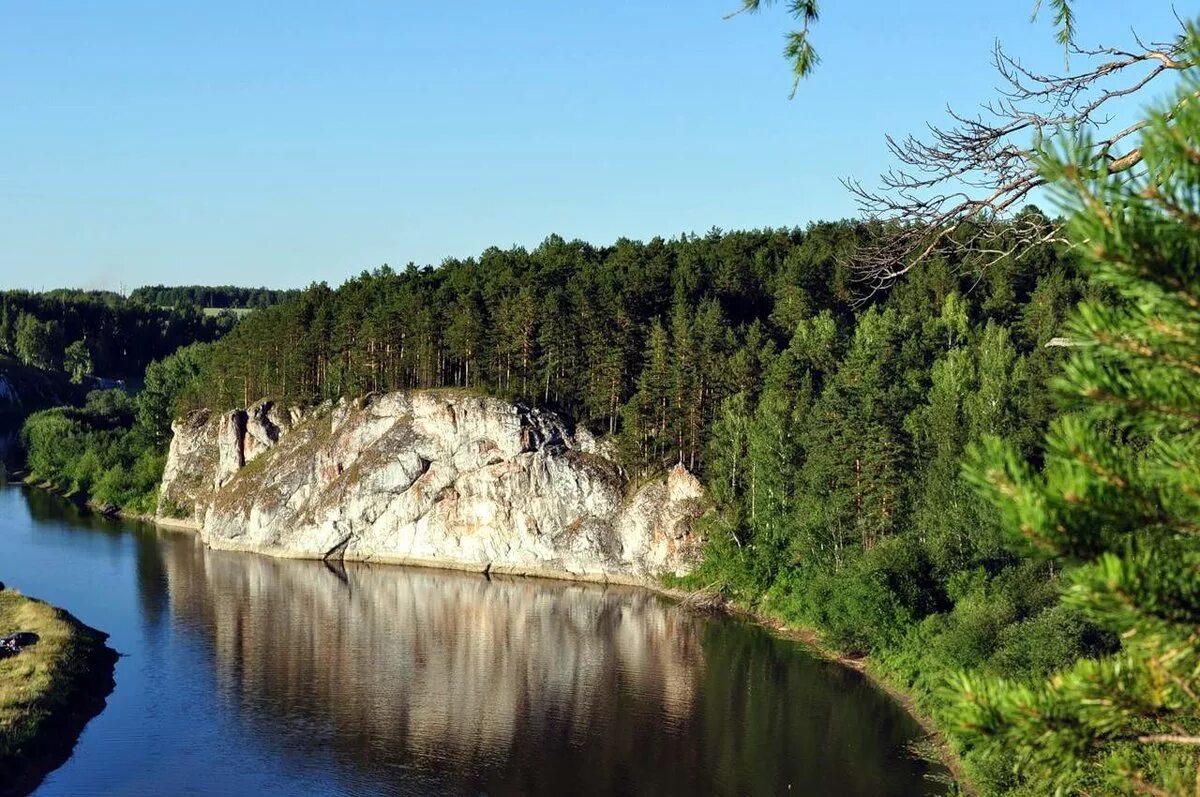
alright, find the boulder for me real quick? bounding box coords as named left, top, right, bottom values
left=0, top=631, right=39, bottom=659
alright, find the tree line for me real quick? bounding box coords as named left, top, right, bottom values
left=182, top=214, right=1073, bottom=474
left=128, top=284, right=301, bottom=309
left=0, top=290, right=233, bottom=383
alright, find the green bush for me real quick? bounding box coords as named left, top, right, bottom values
left=775, top=539, right=940, bottom=652
left=987, top=603, right=1114, bottom=680
left=20, top=389, right=166, bottom=513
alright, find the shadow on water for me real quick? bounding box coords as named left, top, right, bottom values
left=4, top=487, right=945, bottom=796
left=0, top=641, right=117, bottom=797
left=20, top=488, right=171, bottom=636
left=0, top=426, right=19, bottom=481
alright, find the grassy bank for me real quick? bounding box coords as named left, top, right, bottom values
left=0, top=589, right=117, bottom=797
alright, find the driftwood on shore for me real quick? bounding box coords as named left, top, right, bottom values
left=676, top=588, right=728, bottom=614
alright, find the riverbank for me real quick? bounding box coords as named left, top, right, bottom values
left=661, top=586, right=972, bottom=795
left=0, top=589, right=118, bottom=797
left=713, top=598, right=973, bottom=796
left=136, top=502, right=973, bottom=794
left=20, top=478, right=970, bottom=794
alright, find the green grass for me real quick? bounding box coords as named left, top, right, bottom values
left=0, top=590, right=113, bottom=768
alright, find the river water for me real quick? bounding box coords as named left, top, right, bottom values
left=0, top=486, right=943, bottom=796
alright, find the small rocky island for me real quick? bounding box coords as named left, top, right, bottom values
left=158, top=390, right=708, bottom=583
left=0, top=585, right=117, bottom=797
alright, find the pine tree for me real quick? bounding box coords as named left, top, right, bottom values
left=669, top=298, right=696, bottom=465
left=745, top=348, right=806, bottom=586
left=691, top=299, right=731, bottom=468
left=952, top=36, right=1200, bottom=794
left=445, top=291, right=486, bottom=388
left=495, top=286, right=537, bottom=396
left=624, top=318, right=673, bottom=467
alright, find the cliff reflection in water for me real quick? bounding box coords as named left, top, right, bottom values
left=153, top=532, right=937, bottom=796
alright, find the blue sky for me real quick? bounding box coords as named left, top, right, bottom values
left=0, top=1, right=1184, bottom=291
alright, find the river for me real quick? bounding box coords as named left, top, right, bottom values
left=0, top=485, right=944, bottom=796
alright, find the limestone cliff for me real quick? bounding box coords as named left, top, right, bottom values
left=158, top=391, right=706, bottom=583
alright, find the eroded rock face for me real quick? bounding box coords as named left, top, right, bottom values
left=158, top=391, right=706, bottom=582
left=0, top=376, right=19, bottom=405
left=159, top=409, right=218, bottom=516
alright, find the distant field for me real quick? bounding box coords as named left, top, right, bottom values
left=158, top=306, right=255, bottom=317
left=203, top=307, right=254, bottom=317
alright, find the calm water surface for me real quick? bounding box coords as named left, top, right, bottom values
left=0, top=485, right=943, bottom=796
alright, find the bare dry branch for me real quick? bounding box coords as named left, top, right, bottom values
left=846, top=21, right=1193, bottom=296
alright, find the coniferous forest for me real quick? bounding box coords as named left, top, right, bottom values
left=157, top=213, right=1109, bottom=791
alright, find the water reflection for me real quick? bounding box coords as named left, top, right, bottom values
left=156, top=537, right=939, bottom=796
left=21, top=488, right=171, bottom=636
left=0, top=428, right=17, bottom=478
left=5, top=487, right=939, bottom=796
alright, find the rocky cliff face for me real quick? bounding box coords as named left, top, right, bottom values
left=158, top=391, right=706, bottom=583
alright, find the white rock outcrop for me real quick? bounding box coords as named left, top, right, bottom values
left=158, top=391, right=706, bottom=583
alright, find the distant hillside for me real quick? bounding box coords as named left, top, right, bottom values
left=129, top=285, right=302, bottom=310
left=0, top=355, right=85, bottom=426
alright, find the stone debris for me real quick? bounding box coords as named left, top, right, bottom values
left=0, top=631, right=39, bottom=660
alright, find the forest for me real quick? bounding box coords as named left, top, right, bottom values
left=159, top=211, right=1096, bottom=792
left=178, top=213, right=1073, bottom=466
left=17, top=342, right=209, bottom=512
left=128, top=285, right=302, bottom=310
left=12, top=209, right=1147, bottom=793
left=0, top=290, right=232, bottom=383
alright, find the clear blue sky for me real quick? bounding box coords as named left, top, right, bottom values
left=0, top=1, right=1183, bottom=291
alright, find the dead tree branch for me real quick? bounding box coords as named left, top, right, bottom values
left=845, top=23, right=1194, bottom=296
